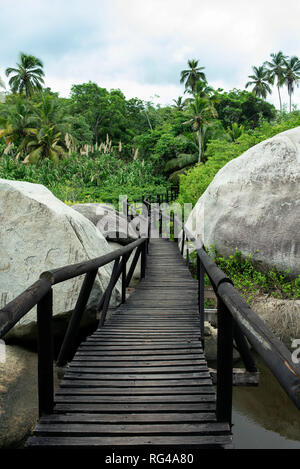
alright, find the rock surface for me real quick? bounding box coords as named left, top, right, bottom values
left=0, top=344, right=59, bottom=448
left=0, top=179, right=120, bottom=338
left=72, top=202, right=139, bottom=245
left=250, top=295, right=300, bottom=348
left=185, top=127, right=300, bottom=277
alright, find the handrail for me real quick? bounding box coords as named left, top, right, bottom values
left=40, top=237, right=145, bottom=285
left=0, top=234, right=148, bottom=417
left=152, top=198, right=300, bottom=421
left=2, top=184, right=298, bottom=429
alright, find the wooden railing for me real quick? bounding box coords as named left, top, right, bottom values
left=142, top=190, right=300, bottom=426
left=1, top=184, right=299, bottom=429
left=0, top=235, right=148, bottom=417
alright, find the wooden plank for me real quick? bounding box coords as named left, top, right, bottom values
left=63, top=372, right=212, bottom=380
left=39, top=412, right=217, bottom=424
left=74, top=353, right=205, bottom=360
left=35, top=422, right=229, bottom=435
left=54, top=395, right=216, bottom=403
left=53, top=402, right=217, bottom=413
left=56, top=386, right=214, bottom=395
left=60, top=378, right=213, bottom=387
left=26, top=434, right=232, bottom=447
left=71, top=359, right=206, bottom=367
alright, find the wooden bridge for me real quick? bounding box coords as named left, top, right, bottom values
left=26, top=238, right=232, bottom=448
left=0, top=189, right=300, bottom=450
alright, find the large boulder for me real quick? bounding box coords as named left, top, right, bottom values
left=0, top=179, right=121, bottom=339
left=185, top=127, right=300, bottom=277
left=72, top=203, right=139, bottom=245
left=0, top=344, right=60, bottom=448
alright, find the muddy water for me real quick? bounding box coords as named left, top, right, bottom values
left=232, top=355, right=300, bottom=448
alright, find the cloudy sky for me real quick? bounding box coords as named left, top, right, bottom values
left=1, top=0, right=300, bottom=109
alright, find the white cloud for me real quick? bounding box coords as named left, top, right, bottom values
left=1, top=0, right=300, bottom=107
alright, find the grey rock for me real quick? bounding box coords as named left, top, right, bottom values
left=0, top=179, right=121, bottom=340
left=185, top=127, right=300, bottom=277
left=72, top=202, right=139, bottom=245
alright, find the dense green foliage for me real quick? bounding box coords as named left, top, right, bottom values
left=178, top=111, right=300, bottom=206
left=0, top=151, right=168, bottom=206
left=1, top=52, right=300, bottom=299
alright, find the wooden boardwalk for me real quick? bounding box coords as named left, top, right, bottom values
left=26, top=239, right=232, bottom=448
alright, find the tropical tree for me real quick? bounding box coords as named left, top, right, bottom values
left=23, top=125, right=66, bottom=164
left=264, top=51, right=287, bottom=111
left=245, top=66, right=272, bottom=99
left=280, top=56, right=300, bottom=112
left=180, top=59, right=207, bottom=94
left=0, top=98, right=36, bottom=155
left=5, top=52, right=45, bottom=98
left=183, top=95, right=217, bottom=162
left=227, top=122, right=244, bottom=142
left=172, top=96, right=187, bottom=111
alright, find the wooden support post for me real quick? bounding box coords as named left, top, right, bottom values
left=122, top=254, right=127, bottom=304
left=197, top=256, right=205, bottom=349
left=37, top=289, right=54, bottom=416
left=233, top=323, right=257, bottom=372
left=181, top=230, right=185, bottom=256
left=99, top=258, right=120, bottom=327
left=126, top=246, right=142, bottom=287
left=57, top=269, right=98, bottom=366
left=186, top=238, right=189, bottom=267
left=216, top=297, right=233, bottom=426
left=141, top=241, right=147, bottom=279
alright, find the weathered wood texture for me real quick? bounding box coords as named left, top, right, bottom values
left=26, top=239, right=232, bottom=449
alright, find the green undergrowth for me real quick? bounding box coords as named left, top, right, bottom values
left=0, top=152, right=170, bottom=207
left=188, top=248, right=300, bottom=303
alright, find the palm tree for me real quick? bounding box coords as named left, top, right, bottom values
left=5, top=52, right=45, bottom=98
left=0, top=99, right=36, bottom=153
left=280, top=56, right=300, bottom=112
left=180, top=59, right=207, bottom=94
left=245, top=65, right=272, bottom=99
left=23, top=125, right=66, bottom=164
left=227, top=122, right=244, bottom=142
left=264, top=51, right=287, bottom=111
left=183, top=96, right=217, bottom=163
left=172, top=96, right=187, bottom=111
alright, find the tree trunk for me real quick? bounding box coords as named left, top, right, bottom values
left=277, top=85, right=282, bottom=112
left=198, top=129, right=202, bottom=163
left=289, top=92, right=292, bottom=113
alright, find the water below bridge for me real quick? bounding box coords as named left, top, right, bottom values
left=229, top=354, right=300, bottom=449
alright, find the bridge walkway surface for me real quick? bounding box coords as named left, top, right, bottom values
left=26, top=238, right=232, bottom=449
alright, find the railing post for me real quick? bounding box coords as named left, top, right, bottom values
left=186, top=238, right=189, bottom=267
left=197, top=255, right=205, bottom=349
left=233, top=323, right=257, bottom=372
left=181, top=230, right=185, bottom=256
left=57, top=269, right=98, bottom=366
left=122, top=254, right=128, bottom=304
left=141, top=240, right=147, bottom=279
left=99, top=258, right=120, bottom=327
left=173, top=213, right=178, bottom=244
left=37, top=288, right=54, bottom=417
left=216, top=296, right=233, bottom=426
